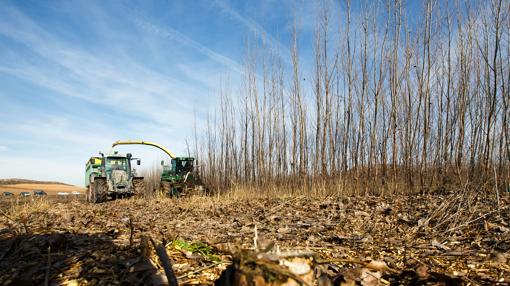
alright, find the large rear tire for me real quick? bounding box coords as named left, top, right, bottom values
left=95, top=178, right=108, bottom=203
left=86, top=184, right=95, bottom=202
left=88, top=177, right=107, bottom=203
left=161, top=181, right=173, bottom=197
left=86, top=184, right=91, bottom=202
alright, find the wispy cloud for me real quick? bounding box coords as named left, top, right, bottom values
left=131, top=16, right=244, bottom=74
left=0, top=3, right=225, bottom=184
left=213, top=0, right=291, bottom=61
left=0, top=0, right=303, bottom=185
left=0, top=4, right=215, bottom=125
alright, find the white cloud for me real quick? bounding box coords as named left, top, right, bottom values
left=131, top=16, right=244, bottom=74
left=213, top=0, right=292, bottom=61
left=0, top=145, right=7, bottom=152
left=0, top=5, right=217, bottom=126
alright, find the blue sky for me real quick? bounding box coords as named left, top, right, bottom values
left=0, top=0, right=431, bottom=186
left=0, top=0, right=323, bottom=186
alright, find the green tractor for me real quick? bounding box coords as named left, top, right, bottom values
left=112, top=141, right=206, bottom=197
left=160, top=157, right=202, bottom=196
left=85, top=151, right=145, bottom=203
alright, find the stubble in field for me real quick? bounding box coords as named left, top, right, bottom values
left=0, top=191, right=508, bottom=285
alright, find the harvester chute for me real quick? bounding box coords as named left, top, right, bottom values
left=112, top=140, right=177, bottom=159
left=111, top=140, right=205, bottom=197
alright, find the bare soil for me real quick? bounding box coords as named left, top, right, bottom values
left=0, top=183, right=85, bottom=196
left=0, top=178, right=73, bottom=186
left=0, top=192, right=508, bottom=285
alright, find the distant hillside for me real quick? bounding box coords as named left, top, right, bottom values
left=0, top=178, right=72, bottom=186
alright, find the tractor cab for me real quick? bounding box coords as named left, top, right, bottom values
left=172, top=157, right=194, bottom=175
left=102, top=152, right=140, bottom=174
left=106, top=157, right=129, bottom=172
left=161, top=157, right=194, bottom=183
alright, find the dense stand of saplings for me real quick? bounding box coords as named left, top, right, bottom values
left=196, top=0, right=509, bottom=196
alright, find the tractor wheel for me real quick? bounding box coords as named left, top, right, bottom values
left=161, top=181, right=172, bottom=197
left=87, top=183, right=97, bottom=203
left=86, top=184, right=91, bottom=202
left=132, top=177, right=145, bottom=196
left=162, top=182, right=184, bottom=197
left=90, top=177, right=107, bottom=203
left=86, top=181, right=98, bottom=203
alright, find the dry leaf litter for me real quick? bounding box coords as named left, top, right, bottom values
left=0, top=191, right=508, bottom=285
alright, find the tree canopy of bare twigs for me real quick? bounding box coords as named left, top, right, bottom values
left=196, top=0, right=509, bottom=197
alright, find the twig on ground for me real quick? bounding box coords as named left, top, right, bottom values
left=316, top=258, right=399, bottom=274
left=128, top=216, right=134, bottom=247
left=44, top=245, right=51, bottom=286
left=445, top=206, right=510, bottom=233
left=150, top=237, right=178, bottom=286
left=0, top=209, right=29, bottom=234
left=493, top=165, right=500, bottom=212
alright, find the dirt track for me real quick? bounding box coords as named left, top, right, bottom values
left=0, top=193, right=509, bottom=285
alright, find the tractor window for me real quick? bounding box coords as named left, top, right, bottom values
left=183, top=160, right=193, bottom=172
left=107, top=158, right=128, bottom=171
left=175, top=161, right=185, bottom=173
left=178, top=160, right=193, bottom=173
left=171, top=160, right=191, bottom=174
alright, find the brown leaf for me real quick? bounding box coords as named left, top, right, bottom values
left=365, top=260, right=387, bottom=271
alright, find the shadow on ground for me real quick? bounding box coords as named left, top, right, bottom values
left=0, top=231, right=164, bottom=285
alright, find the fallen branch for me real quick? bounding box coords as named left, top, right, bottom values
left=44, top=246, right=51, bottom=286
left=316, top=258, right=399, bottom=274
left=150, top=237, right=178, bottom=286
